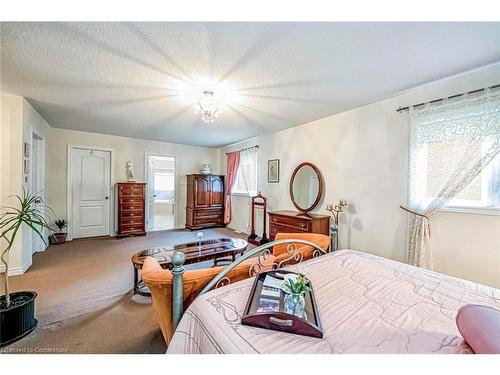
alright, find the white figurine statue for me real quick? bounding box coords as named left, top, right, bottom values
left=125, top=160, right=135, bottom=182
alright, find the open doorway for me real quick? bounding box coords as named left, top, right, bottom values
left=145, top=154, right=176, bottom=232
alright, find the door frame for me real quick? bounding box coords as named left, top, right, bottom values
left=67, top=144, right=115, bottom=241
left=144, top=152, right=179, bottom=231
left=31, top=131, right=47, bottom=253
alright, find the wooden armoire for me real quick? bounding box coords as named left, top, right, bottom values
left=185, top=174, right=225, bottom=230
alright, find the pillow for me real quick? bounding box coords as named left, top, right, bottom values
left=456, top=304, right=500, bottom=354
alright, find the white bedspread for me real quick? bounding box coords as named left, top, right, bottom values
left=167, top=250, right=500, bottom=354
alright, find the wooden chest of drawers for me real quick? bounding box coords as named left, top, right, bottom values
left=268, top=210, right=330, bottom=241
left=116, top=182, right=146, bottom=237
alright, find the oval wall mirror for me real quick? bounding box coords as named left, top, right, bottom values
left=289, top=162, right=324, bottom=213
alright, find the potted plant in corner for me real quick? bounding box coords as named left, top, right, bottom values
left=0, top=189, right=52, bottom=347
left=50, top=219, right=68, bottom=244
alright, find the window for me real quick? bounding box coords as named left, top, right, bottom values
left=231, top=149, right=258, bottom=196
left=409, top=93, right=500, bottom=214
left=154, top=171, right=175, bottom=201
left=417, top=141, right=500, bottom=211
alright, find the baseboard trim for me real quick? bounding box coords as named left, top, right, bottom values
left=0, top=261, right=30, bottom=276
left=227, top=226, right=250, bottom=236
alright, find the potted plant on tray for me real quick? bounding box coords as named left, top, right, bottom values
left=281, top=272, right=311, bottom=319
left=50, top=219, right=68, bottom=244
left=0, top=189, right=52, bottom=347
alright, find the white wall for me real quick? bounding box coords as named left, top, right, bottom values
left=221, top=63, right=500, bottom=289
left=46, top=128, right=220, bottom=233
left=22, top=100, right=52, bottom=264
left=0, top=95, right=24, bottom=274
left=0, top=95, right=51, bottom=274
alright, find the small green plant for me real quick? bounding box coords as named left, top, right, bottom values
left=285, top=272, right=312, bottom=295
left=1, top=189, right=53, bottom=306
left=54, top=219, right=68, bottom=233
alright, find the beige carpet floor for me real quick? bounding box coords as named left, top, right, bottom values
left=4, top=227, right=248, bottom=354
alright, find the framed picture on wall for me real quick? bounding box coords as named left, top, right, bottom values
left=268, top=159, right=280, bottom=183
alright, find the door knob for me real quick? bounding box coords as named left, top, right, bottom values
left=105, top=196, right=109, bottom=200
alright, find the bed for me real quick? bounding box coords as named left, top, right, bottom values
left=167, top=250, right=500, bottom=354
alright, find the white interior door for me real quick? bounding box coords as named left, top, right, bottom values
left=71, top=148, right=111, bottom=238
left=146, top=158, right=155, bottom=231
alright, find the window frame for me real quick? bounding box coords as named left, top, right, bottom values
left=438, top=206, right=500, bottom=216
left=411, top=129, right=500, bottom=217
left=439, top=153, right=500, bottom=216
left=231, top=151, right=258, bottom=197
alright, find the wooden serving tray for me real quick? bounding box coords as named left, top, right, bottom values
left=241, top=270, right=323, bottom=338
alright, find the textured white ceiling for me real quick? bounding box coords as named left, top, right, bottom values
left=1, top=22, right=499, bottom=147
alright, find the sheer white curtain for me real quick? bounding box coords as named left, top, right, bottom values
left=406, top=89, right=500, bottom=269
left=237, top=148, right=258, bottom=232
left=238, top=148, right=258, bottom=196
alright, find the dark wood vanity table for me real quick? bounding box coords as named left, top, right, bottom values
left=268, top=162, right=330, bottom=241
left=268, top=210, right=330, bottom=241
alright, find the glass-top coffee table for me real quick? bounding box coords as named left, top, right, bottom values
left=131, top=237, right=248, bottom=296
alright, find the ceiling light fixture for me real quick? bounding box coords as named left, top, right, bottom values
left=193, top=90, right=223, bottom=123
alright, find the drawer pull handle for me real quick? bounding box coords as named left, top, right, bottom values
left=269, top=317, right=293, bottom=327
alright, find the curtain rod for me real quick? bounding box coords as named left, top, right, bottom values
left=226, top=145, right=259, bottom=154
left=396, top=83, right=500, bottom=113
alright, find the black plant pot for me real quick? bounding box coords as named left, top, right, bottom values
left=0, top=291, right=38, bottom=347
left=49, top=232, right=67, bottom=245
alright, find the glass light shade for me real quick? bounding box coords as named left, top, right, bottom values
left=194, top=90, right=223, bottom=123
